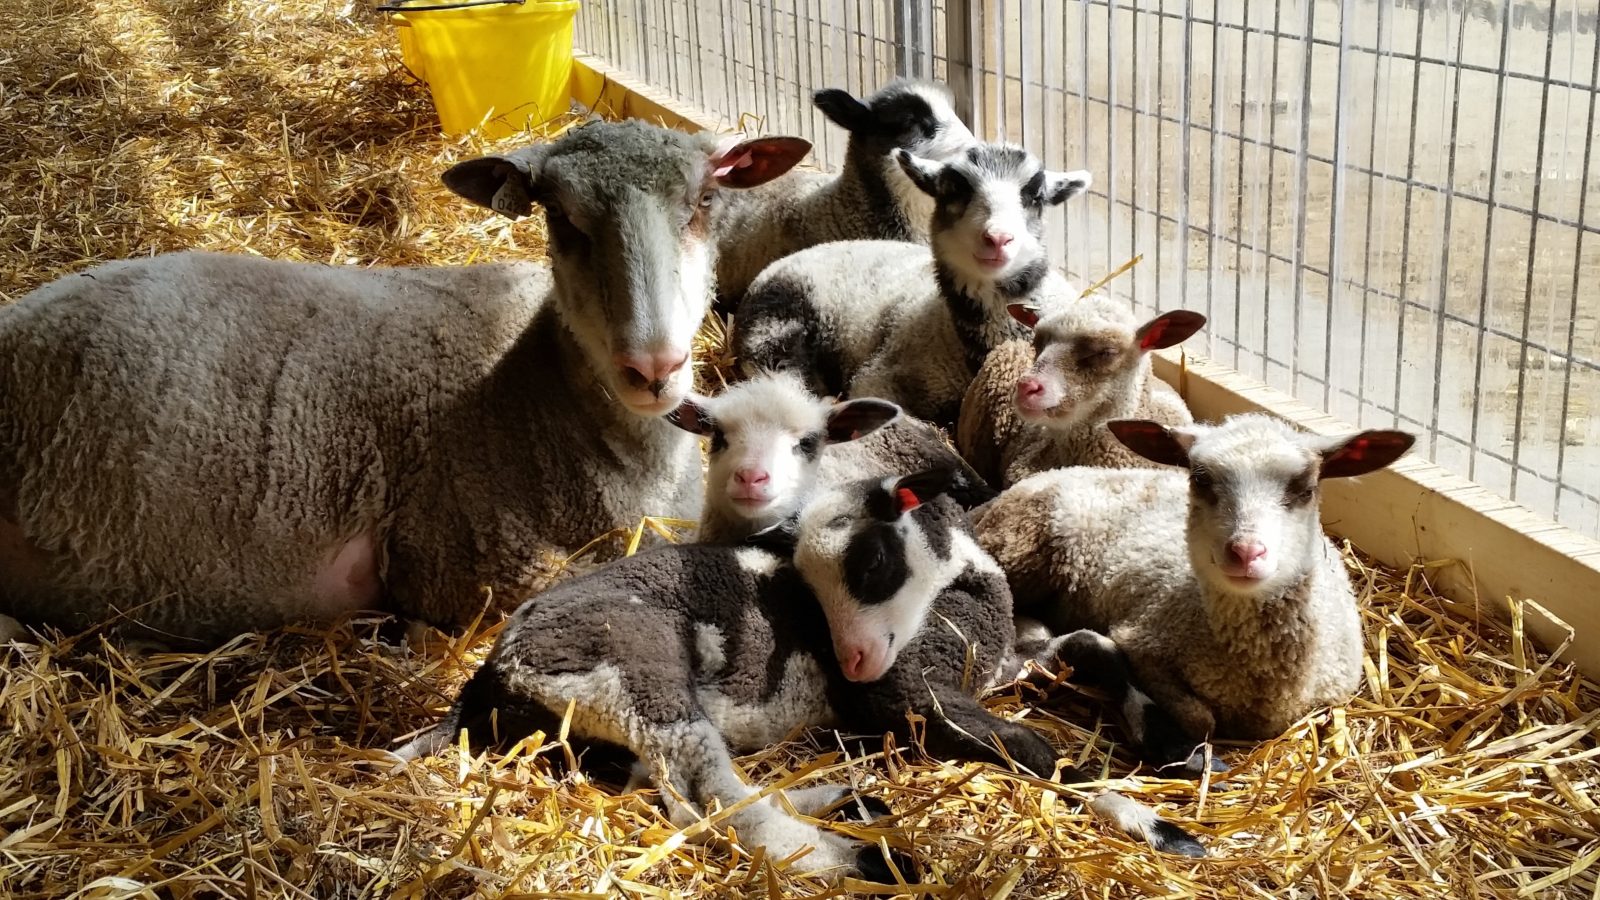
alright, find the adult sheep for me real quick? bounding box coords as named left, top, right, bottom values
left=0, top=120, right=810, bottom=645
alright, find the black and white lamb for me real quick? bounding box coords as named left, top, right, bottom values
left=958, top=297, right=1206, bottom=488
left=0, top=120, right=810, bottom=644
left=711, top=79, right=975, bottom=305
left=397, top=470, right=1205, bottom=883
left=668, top=371, right=995, bottom=543
left=733, top=142, right=1091, bottom=427
left=974, top=414, right=1414, bottom=765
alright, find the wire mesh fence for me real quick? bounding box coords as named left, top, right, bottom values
left=576, top=0, right=1600, bottom=539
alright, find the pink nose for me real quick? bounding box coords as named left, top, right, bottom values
left=734, top=467, right=770, bottom=487
left=841, top=648, right=866, bottom=680
left=983, top=230, right=1015, bottom=250
left=1227, top=541, right=1268, bottom=567
left=1016, top=377, right=1045, bottom=400
left=617, top=349, right=689, bottom=395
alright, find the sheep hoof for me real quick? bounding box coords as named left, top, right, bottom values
left=853, top=843, right=917, bottom=884
left=0, top=614, right=29, bottom=646
left=1156, top=747, right=1229, bottom=780
left=831, top=794, right=893, bottom=824
left=1147, top=820, right=1207, bottom=858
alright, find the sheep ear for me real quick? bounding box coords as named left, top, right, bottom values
left=824, top=399, right=901, bottom=444
left=814, top=88, right=873, bottom=132
left=1108, top=420, right=1192, bottom=468
left=1041, top=169, right=1092, bottom=205
left=894, top=148, right=945, bottom=197
left=666, top=398, right=716, bottom=436
left=1318, top=430, right=1415, bottom=479
left=744, top=517, right=799, bottom=555
left=441, top=147, right=547, bottom=219
left=1135, top=310, right=1207, bottom=352
left=710, top=136, right=812, bottom=189
left=1007, top=304, right=1040, bottom=329
left=889, top=467, right=962, bottom=514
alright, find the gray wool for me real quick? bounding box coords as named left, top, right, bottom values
left=0, top=120, right=766, bottom=644
left=711, top=79, right=973, bottom=302
left=733, top=142, right=1089, bottom=428
left=971, top=415, right=1371, bottom=741
left=958, top=297, right=1197, bottom=488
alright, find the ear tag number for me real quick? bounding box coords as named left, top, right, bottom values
left=491, top=178, right=530, bottom=218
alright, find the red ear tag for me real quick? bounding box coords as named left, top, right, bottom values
left=896, top=488, right=921, bottom=513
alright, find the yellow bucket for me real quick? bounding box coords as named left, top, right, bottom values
left=385, top=0, right=579, bottom=139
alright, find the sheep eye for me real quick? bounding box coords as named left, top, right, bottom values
left=1190, top=470, right=1216, bottom=498
left=828, top=514, right=852, bottom=529
left=1079, top=348, right=1119, bottom=368
left=710, top=429, right=728, bottom=453
left=796, top=434, right=821, bottom=456
left=698, top=189, right=717, bottom=208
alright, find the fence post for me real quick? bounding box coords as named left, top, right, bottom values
left=945, top=0, right=975, bottom=126
left=892, top=0, right=925, bottom=78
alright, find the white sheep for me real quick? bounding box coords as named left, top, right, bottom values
left=958, top=298, right=1206, bottom=488
left=711, top=79, right=975, bottom=305
left=398, top=470, right=1204, bottom=883
left=666, top=371, right=994, bottom=543
left=733, top=142, right=1091, bottom=427
left=0, top=120, right=810, bottom=645
left=972, top=413, right=1414, bottom=762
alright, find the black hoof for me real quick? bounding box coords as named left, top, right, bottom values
left=1154, top=746, right=1229, bottom=780
left=854, top=844, right=917, bottom=884
left=832, top=794, right=893, bottom=823
left=1148, top=820, right=1207, bottom=858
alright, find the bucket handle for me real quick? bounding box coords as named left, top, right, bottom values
left=377, top=0, right=524, bottom=12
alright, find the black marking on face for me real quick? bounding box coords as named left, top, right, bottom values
left=843, top=522, right=910, bottom=606
left=1189, top=465, right=1219, bottom=505
left=1283, top=466, right=1317, bottom=508
left=1021, top=169, right=1048, bottom=208
left=872, top=89, right=940, bottom=143
left=797, top=432, right=823, bottom=460
left=709, top=428, right=728, bottom=454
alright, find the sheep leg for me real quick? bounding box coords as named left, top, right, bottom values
left=643, top=718, right=886, bottom=880
left=915, top=683, right=1205, bottom=857
left=1030, top=629, right=1223, bottom=777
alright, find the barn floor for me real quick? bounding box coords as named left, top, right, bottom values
left=1, top=2, right=1597, bottom=898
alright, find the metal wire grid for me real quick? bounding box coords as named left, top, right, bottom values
left=575, top=0, right=1600, bottom=539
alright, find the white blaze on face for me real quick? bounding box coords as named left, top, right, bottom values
left=792, top=479, right=959, bottom=683
left=712, top=420, right=818, bottom=518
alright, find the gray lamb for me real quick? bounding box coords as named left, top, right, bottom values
left=958, top=297, right=1206, bottom=488
left=397, top=470, right=1204, bottom=883
left=711, top=79, right=975, bottom=305
left=667, top=371, right=995, bottom=543
left=0, top=120, right=810, bottom=644
left=973, top=414, right=1414, bottom=762
left=733, top=143, right=1091, bottom=427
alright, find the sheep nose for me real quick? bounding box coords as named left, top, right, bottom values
left=1016, top=377, right=1045, bottom=399
left=734, top=467, right=770, bottom=487
left=617, top=349, right=690, bottom=396
left=841, top=648, right=865, bottom=680
left=983, top=230, right=1015, bottom=250
left=1227, top=541, right=1268, bottom=566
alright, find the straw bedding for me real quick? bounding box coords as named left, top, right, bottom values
left=1, top=1, right=1597, bottom=897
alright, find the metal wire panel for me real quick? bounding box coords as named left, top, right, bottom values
left=576, top=0, right=1600, bottom=539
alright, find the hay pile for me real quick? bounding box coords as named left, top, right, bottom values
left=2, top=1, right=1598, bottom=898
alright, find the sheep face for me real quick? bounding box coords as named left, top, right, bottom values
left=896, top=144, right=1090, bottom=292
left=1008, top=301, right=1206, bottom=426
left=670, top=373, right=900, bottom=531
left=443, top=121, right=810, bottom=416
left=785, top=469, right=968, bottom=683
left=1110, top=415, right=1415, bottom=599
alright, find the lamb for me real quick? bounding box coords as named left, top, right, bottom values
left=957, top=298, right=1207, bottom=488
left=972, top=413, right=1414, bottom=764
left=667, top=371, right=995, bottom=543
left=733, top=142, right=1092, bottom=427
left=396, top=470, right=1206, bottom=882
left=711, top=79, right=975, bottom=305
left=0, top=120, right=811, bottom=645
